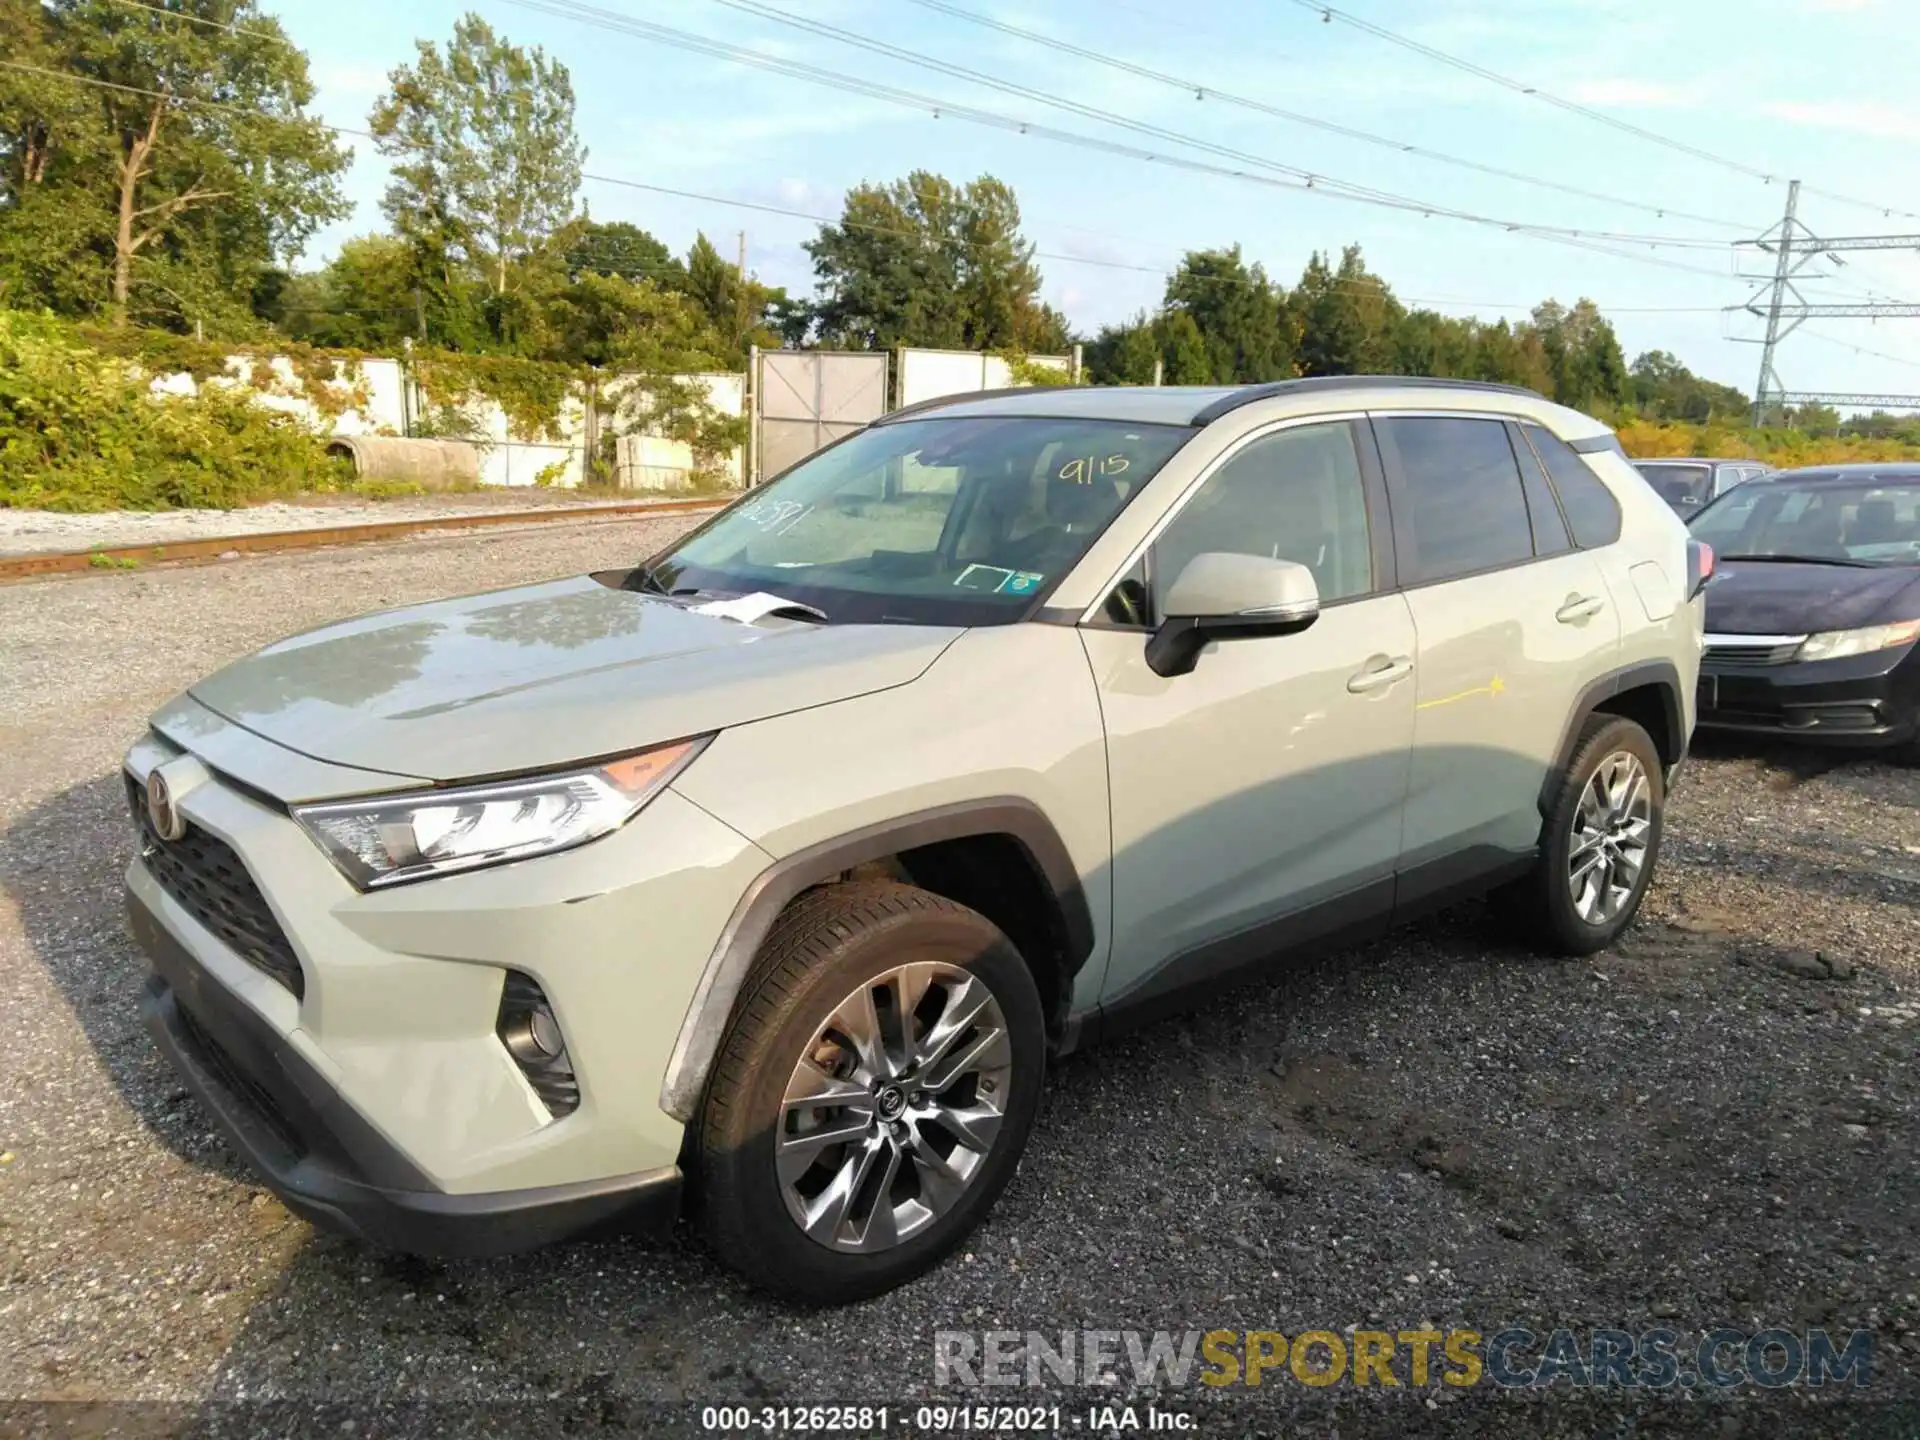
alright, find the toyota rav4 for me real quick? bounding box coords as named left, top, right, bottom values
left=124, top=377, right=1706, bottom=1302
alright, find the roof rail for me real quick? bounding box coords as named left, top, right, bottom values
left=872, top=385, right=1075, bottom=425
left=1189, top=375, right=1546, bottom=426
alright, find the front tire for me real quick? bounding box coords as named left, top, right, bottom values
left=696, top=881, right=1045, bottom=1304
left=1515, top=714, right=1665, bottom=956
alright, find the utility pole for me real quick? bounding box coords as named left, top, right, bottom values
left=1738, top=179, right=1920, bottom=422
left=1750, top=180, right=1801, bottom=427
left=735, top=230, right=749, bottom=348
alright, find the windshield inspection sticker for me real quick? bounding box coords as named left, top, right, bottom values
left=997, top=570, right=1045, bottom=595
left=954, top=563, right=1016, bottom=592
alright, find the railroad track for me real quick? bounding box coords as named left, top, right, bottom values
left=0, top=495, right=725, bottom=583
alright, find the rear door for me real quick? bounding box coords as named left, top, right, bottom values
left=1374, top=414, right=1622, bottom=904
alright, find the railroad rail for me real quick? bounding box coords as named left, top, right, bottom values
left=0, top=495, right=724, bottom=583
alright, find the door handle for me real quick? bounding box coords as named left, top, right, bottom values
left=1347, top=656, right=1414, bottom=694
left=1556, top=593, right=1605, bottom=624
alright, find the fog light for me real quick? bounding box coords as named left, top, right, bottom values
left=497, top=972, right=579, bottom=1117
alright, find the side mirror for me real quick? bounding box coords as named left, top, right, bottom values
left=1145, top=552, right=1321, bottom=678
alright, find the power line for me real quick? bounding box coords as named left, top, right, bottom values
left=579, top=172, right=1731, bottom=313
left=902, top=0, right=1752, bottom=234
left=104, top=0, right=290, bottom=43
left=495, top=0, right=1739, bottom=281
left=1, top=60, right=1735, bottom=327
left=1800, top=328, right=1920, bottom=374
left=1278, top=0, right=1920, bottom=224
left=688, top=0, right=1732, bottom=249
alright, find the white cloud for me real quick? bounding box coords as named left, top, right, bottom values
left=1764, top=99, right=1920, bottom=140
left=1804, top=0, right=1880, bottom=10
left=1563, top=77, right=1700, bottom=108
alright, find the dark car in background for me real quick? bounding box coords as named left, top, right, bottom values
left=1687, top=463, right=1920, bottom=756
left=1635, top=456, right=1773, bottom=517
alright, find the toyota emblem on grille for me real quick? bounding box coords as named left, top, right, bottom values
left=146, top=766, right=187, bottom=842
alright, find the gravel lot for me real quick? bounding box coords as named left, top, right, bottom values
left=0, top=489, right=680, bottom=557
left=1, top=526, right=1915, bottom=1437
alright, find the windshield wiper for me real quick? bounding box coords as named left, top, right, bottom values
left=628, top=562, right=671, bottom=595
left=1718, top=553, right=1876, bottom=568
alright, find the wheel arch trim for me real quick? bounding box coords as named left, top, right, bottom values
left=1540, top=659, right=1686, bottom=819
left=658, top=798, right=1094, bottom=1121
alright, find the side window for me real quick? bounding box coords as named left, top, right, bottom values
left=1525, top=426, right=1623, bottom=548
left=1510, top=424, right=1573, bottom=557
left=1145, top=422, right=1373, bottom=619
left=1380, top=417, right=1534, bottom=584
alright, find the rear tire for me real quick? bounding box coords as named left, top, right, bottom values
left=1510, top=715, right=1665, bottom=956
left=696, top=881, right=1045, bottom=1304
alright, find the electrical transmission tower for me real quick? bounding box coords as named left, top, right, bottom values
left=1739, top=178, right=1920, bottom=424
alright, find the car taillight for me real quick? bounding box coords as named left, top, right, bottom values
left=1686, top=539, right=1715, bottom=600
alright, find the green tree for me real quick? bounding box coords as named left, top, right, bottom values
left=807, top=171, right=1049, bottom=351
left=1084, top=309, right=1209, bottom=385
left=530, top=271, right=727, bottom=371
left=274, top=233, right=420, bottom=350
left=1086, top=314, right=1159, bottom=385
left=564, top=219, right=681, bottom=286
left=1531, top=298, right=1629, bottom=412
left=1163, top=247, right=1292, bottom=383
left=1628, top=349, right=1748, bottom=422
left=1393, top=309, right=1477, bottom=379
left=0, top=0, right=349, bottom=327
left=1294, top=245, right=1404, bottom=377
left=371, top=14, right=583, bottom=301
left=680, top=230, right=792, bottom=360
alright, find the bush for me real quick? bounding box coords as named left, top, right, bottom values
left=0, top=309, right=350, bottom=511
left=1616, top=417, right=1920, bottom=468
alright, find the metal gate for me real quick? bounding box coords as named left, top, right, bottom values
left=752, top=349, right=890, bottom=484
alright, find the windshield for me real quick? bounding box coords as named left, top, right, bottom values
left=1689, top=479, right=1920, bottom=565
left=642, top=416, right=1191, bottom=625
left=1635, top=462, right=1713, bottom=510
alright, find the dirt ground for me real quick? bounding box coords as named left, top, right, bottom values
left=0, top=520, right=1914, bottom=1438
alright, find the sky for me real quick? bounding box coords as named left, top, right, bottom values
left=274, top=0, right=1920, bottom=406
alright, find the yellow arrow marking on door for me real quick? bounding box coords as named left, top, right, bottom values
left=1417, top=674, right=1506, bottom=710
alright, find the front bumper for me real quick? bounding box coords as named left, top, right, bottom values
left=132, top=888, right=680, bottom=1256
left=120, top=697, right=777, bottom=1252
left=1696, top=645, right=1920, bottom=747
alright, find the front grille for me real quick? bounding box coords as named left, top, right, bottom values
left=1702, top=635, right=1805, bottom=668
left=126, top=773, right=305, bottom=999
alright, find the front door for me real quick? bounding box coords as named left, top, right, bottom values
left=1081, top=419, right=1418, bottom=1008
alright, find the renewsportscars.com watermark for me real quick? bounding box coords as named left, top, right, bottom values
left=935, top=1327, right=1874, bottom=1391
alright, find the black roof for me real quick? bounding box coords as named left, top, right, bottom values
left=1764, top=462, right=1920, bottom=483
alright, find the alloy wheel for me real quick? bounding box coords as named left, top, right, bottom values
left=1567, top=749, right=1653, bottom=926
left=776, top=962, right=1012, bottom=1252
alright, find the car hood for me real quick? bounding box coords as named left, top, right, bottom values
left=1705, top=559, right=1920, bottom=635
left=184, top=575, right=961, bottom=782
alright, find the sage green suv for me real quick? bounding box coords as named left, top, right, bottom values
left=124, top=378, right=1705, bottom=1302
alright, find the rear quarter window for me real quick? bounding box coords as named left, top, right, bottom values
left=1525, top=426, right=1624, bottom=547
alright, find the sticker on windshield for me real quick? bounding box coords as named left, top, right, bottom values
left=997, top=570, right=1045, bottom=596
left=954, top=563, right=1016, bottom=592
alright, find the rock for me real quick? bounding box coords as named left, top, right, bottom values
left=1651, top=1301, right=1679, bottom=1319
left=1494, top=1219, right=1524, bottom=1241
left=1843, top=1124, right=1870, bottom=1140
left=218, top=549, right=241, bottom=560
left=1773, top=950, right=1831, bottom=980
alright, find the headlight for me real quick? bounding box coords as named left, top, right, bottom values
left=292, top=737, right=709, bottom=889
left=1796, top=620, right=1920, bottom=663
